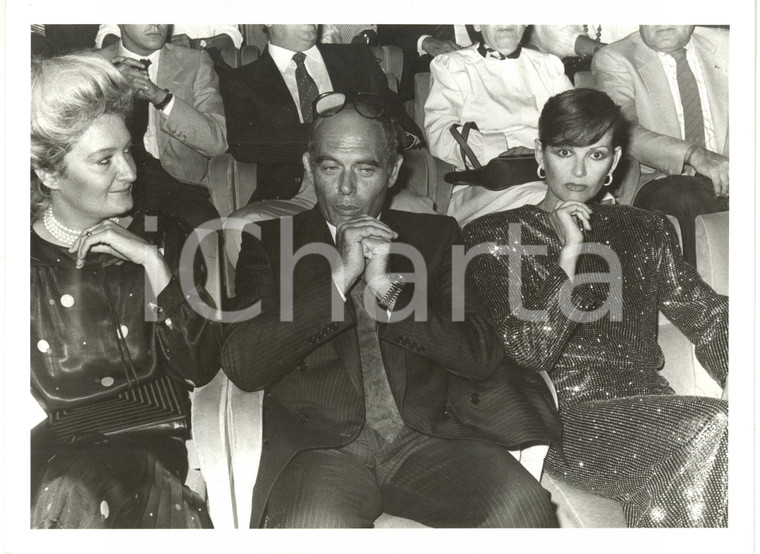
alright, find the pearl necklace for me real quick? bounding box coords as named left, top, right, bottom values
left=42, top=208, right=118, bottom=248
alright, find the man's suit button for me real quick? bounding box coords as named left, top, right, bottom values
left=394, top=335, right=403, bottom=343
left=469, top=392, right=481, bottom=405
left=299, top=413, right=310, bottom=422
left=443, top=407, right=449, bottom=417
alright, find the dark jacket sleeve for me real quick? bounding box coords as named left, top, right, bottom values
left=221, top=223, right=355, bottom=391
left=378, top=217, right=504, bottom=380
left=151, top=216, right=222, bottom=388
left=220, top=65, right=311, bottom=165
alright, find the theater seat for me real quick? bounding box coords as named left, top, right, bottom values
left=371, top=45, right=403, bottom=93
left=695, top=211, right=729, bottom=295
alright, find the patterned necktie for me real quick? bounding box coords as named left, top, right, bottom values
left=670, top=48, right=705, bottom=147
left=292, top=52, right=319, bottom=123
left=349, top=280, right=404, bottom=443
left=127, top=59, right=152, bottom=149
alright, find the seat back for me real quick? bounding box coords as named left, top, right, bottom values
left=241, top=24, right=269, bottom=52
left=239, top=44, right=261, bottom=66
left=695, top=211, right=729, bottom=295
left=370, top=45, right=403, bottom=93
left=413, top=72, right=432, bottom=131
left=573, top=70, right=595, bottom=88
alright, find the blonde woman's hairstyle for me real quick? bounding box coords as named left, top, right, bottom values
left=30, top=53, right=134, bottom=220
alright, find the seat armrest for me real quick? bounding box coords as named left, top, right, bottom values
left=413, top=72, right=431, bottom=132
left=207, top=154, right=236, bottom=218
left=695, top=211, right=729, bottom=295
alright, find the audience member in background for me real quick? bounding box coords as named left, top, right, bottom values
left=31, top=24, right=100, bottom=57
left=320, top=24, right=378, bottom=45
left=96, top=23, right=244, bottom=50
left=30, top=53, right=221, bottom=528
left=592, top=25, right=728, bottom=265
left=527, top=25, right=636, bottom=58
left=425, top=24, right=572, bottom=226
left=465, top=89, right=728, bottom=527
left=524, top=24, right=638, bottom=79
left=222, top=98, right=560, bottom=528
left=320, top=24, right=480, bottom=102
left=220, top=24, right=423, bottom=202
left=97, top=24, right=228, bottom=227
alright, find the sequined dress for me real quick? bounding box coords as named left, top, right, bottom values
left=464, top=204, right=728, bottom=527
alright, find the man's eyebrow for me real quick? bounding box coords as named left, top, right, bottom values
left=315, top=155, right=381, bottom=167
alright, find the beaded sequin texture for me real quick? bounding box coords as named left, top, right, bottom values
left=464, top=204, right=728, bottom=527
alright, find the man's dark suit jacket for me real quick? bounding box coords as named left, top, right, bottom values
left=222, top=207, right=560, bottom=527
left=376, top=25, right=481, bottom=101
left=220, top=44, right=424, bottom=201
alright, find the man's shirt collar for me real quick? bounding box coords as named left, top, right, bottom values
left=119, top=42, right=162, bottom=64
left=477, top=41, right=521, bottom=60
left=268, top=42, right=322, bottom=73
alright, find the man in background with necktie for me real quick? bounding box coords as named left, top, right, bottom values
left=592, top=25, right=729, bottom=265
left=220, top=24, right=423, bottom=203
left=97, top=24, right=228, bottom=227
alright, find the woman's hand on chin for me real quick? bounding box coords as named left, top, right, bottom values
left=548, top=200, right=592, bottom=247
left=68, top=219, right=173, bottom=292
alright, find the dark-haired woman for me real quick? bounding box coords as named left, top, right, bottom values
left=30, top=53, right=221, bottom=528
left=464, top=88, right=728, bottom=527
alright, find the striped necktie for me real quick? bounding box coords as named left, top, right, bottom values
left=292, top=52, right=319, bottom=123
left=670, top=48, right=705, bottom=147
left=349, top=280, right=404, bottom=443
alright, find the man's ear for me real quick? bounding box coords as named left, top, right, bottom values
left=302, top=152, right=314, bottom=181
left=387, top=156, right=404, bottom=189
left=34, top=168, right=61, bottom=191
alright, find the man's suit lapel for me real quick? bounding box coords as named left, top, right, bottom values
left=297, top=208, right=363, bottom=395
left=156, top=44, right=182, bottom=92
left=319, top=44, right=355, bottom=91
left=632, top=35, right=682, bottom=140
left=691, top=34, right=729, bottom=154
left=257, top=47, right=301, bottom=124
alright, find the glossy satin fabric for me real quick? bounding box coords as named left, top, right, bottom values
left=31, top=211, right=219, bottom=411
left=30, top=211, right=221, bottom=528
left=464, top=203, right=728, bottom=527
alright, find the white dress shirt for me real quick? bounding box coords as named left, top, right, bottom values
left=97, top=24, right=243, bottom=49
left=267, top=42, right=334, bottom=123
left=119, top=43, right=175, bottom=158
left=655, top=40, right=718, bottom=153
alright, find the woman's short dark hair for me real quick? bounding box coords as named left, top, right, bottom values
left=30, top=53, right=133, bottom=220
left=538, top=88, right=628, bottom=150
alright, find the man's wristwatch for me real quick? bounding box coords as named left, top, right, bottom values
left=155, top=89, right=173, bottom=111
left=377, top=275, right=406, bottom=310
